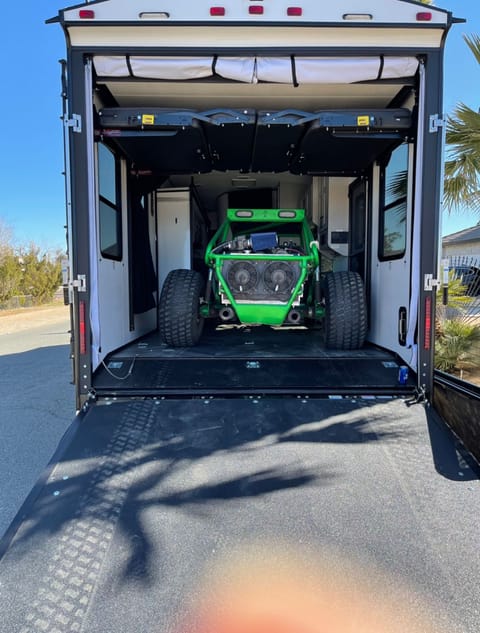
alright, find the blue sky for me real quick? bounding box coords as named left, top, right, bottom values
left=0, top=0, right=478, bottom=251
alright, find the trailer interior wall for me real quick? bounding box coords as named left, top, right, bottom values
left=93, top=142, right=157, bottom=371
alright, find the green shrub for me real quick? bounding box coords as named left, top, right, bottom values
left=435, top=319, right=480, bottom=373
left=0, top=251, right=23, bottom=303
left=18, top=246, right=62, bottom=305
left=0, top=237, right=63, bottom=308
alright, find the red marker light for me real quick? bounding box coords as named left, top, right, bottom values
left=424, top=296, right=432, bottom=350
left=210, top=7, right=225, bottom=16
left=416, top=12, right=432, bottom=21
left=249, top=6, right=264, bottom=15
left=79, top=300, right=87, bottom=355
left=79, top=9, right=95, bottom=19
left=287, top=7, right=303, bottom=16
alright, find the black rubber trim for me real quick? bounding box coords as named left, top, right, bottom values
left=377, top=54, right=385, bottom=80
left=61, top=20, right=449, bottom=29
left=126, top=54, right=134, bottom=77
left=290, top=55, right=299, bottom=87
left=77, top=46, right=443, bottom=57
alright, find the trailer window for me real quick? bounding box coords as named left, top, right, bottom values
left=379, top=144, right=408, bottom=261
left=98, top=143, right=122, bottom=260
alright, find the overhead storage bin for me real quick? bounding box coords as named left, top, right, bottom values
left=97, top=107, right=412, bottom=175
left=97, top=108, right=212, bottom=173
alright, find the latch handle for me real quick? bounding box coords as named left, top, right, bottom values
left=424, top=273, right=441, bottom=292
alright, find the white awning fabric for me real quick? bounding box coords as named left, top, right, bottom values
left=214, top=57, right=256, bottom=83
left=93, top=55, right=419, bottom=84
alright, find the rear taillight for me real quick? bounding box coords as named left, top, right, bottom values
left=79, top=300, right=87, bottom=355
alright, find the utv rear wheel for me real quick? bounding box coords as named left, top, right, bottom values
left=324, top=271, right=367, bottom=350
left=159, top=269, right=204, bottom=347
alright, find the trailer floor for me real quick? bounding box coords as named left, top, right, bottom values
left=93, top=324, right=416, bottom=396
left=0, top=397, right=478, bottom=633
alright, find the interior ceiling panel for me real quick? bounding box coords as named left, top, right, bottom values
left=102, top=80, right=404, bottom=111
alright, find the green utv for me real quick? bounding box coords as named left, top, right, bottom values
left=159, top=208, right=367, bottom=350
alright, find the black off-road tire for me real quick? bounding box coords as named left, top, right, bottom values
left=324, top=271, right=367, bottom=350
left=159, top=269, right=204, bottom=347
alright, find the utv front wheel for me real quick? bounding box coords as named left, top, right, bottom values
left=159, top=269, right=204, bottom=347
left=324, top=271, right=367, bottom=350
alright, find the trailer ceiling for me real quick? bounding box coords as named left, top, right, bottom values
left=101, top=79, right=409, bottom=111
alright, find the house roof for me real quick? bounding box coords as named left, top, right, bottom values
left=443, top=224, right=480, bottom=244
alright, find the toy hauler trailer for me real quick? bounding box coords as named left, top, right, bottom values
left=53, top=0, right=458, bottom=408
left=1, top=2, right=480, bottom=632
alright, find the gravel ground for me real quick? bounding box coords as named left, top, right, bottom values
left=0, top=304, right=69, bottom=337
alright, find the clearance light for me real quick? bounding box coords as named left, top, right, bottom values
left=79, top=10, right=95, bottom=19
left=210, top=7, right=226, bottom=16
left=287, top=7, right=303, bottom=16
left=416, top=12, right=432, bottom=21
left=343, top=13, right=373, bottom=21
left=235, top=210, right=254, bottom=218
left=278, top=210, right=297, bottom=218
left=249, top=6, right=264, bottom=15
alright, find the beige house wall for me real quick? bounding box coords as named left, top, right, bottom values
left=442, top=239, right=480, bottom=261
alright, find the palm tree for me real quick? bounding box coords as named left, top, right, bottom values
left=443, top=35, right=480, bottom=214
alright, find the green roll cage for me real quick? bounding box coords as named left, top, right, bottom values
left=202, top=208, right=323, bottom=326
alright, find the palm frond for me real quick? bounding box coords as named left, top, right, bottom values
left=444, top=94, right=480, bottom=212
left=443, top=176, right=480, bottom=213
left=386, top=169, right=408, bottom=199
left=446, top=104, right=480, bottom=154
left=464, top=34, right=480, bottom=65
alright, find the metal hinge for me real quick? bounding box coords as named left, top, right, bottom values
left=429, top=114, right=445, bottom=133
left=62, top=260, right=87, bottom=293
left=72, top=274, right=87, bottom=293
left=64, top=113, right=82, bottom=133
left=424, top=273, right=441, bottom=291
